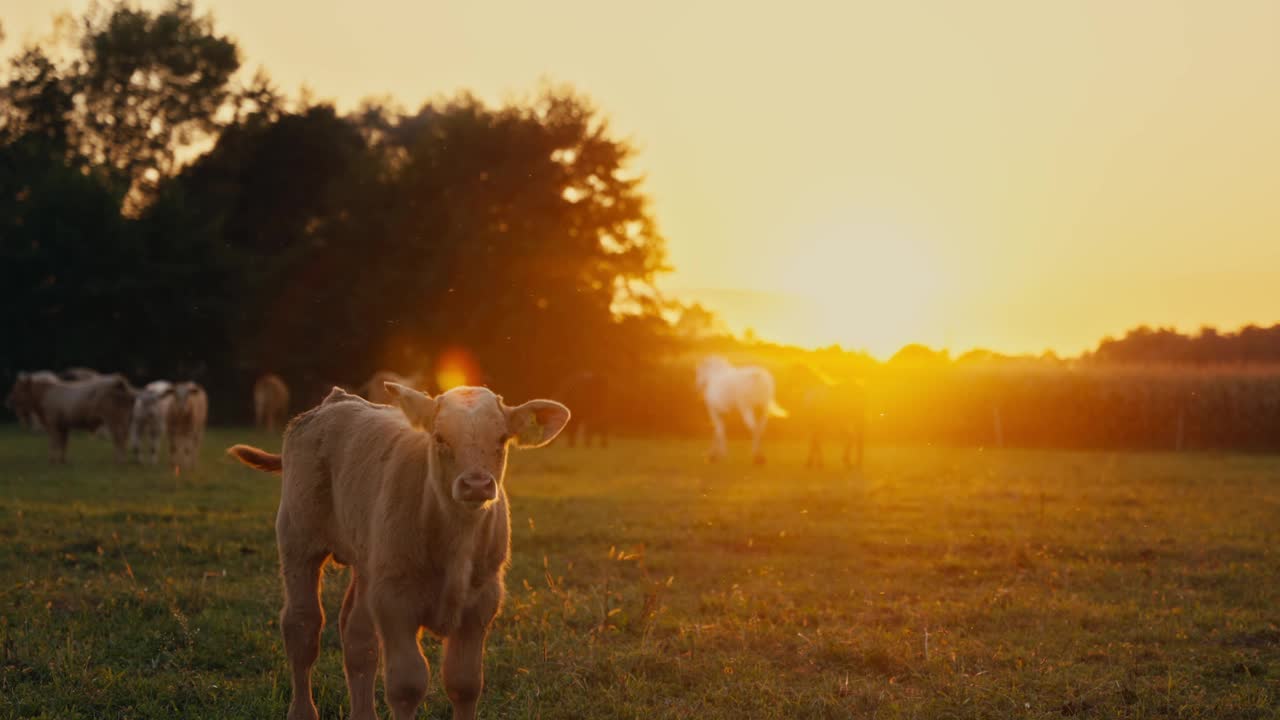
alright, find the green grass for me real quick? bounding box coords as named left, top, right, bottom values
left=2, top=427, right=1279, bottom=719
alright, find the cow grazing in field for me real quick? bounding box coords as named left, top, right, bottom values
left=254, top=373, right=290, bottom=432
left=129, top=380, right=173, bottom=466
left=227, top=383, right=569, bottom=720
left=697, top=355, right=787, bottom=464
left=357, top=370, right=427, bottom=405
left=6, top=370, right=58, bottom=431
left=166, top=382, right=208, bottom=473
left=785, top=364, right=866, bottom=470
left=553, top=370, right=612, bottom=448
left=25, top=373, right=137, bottom=463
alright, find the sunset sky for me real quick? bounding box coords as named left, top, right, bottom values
left=7, top=1, right=1279, bottom=358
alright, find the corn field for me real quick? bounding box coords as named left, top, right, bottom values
left=611, top=353, right=1280, bottom=452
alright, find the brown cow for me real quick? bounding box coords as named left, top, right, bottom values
left=26, top=373, right=137, bottom=463
left=254, top=373, right=290, bottom=433
left=357, top=370, right=426, bottom=405
left=786, top=363, right=867, bottom=470
left=227, top=383, right=569, bottom=720
left=167, top=382, right=208, bottom=473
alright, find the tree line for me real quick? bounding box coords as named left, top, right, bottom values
left=2, top=2, right=676, bottom=420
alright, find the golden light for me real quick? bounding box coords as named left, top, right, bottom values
left=435, top=347, right=482, bottom=391
left=736, top=218, right=946, bottom=358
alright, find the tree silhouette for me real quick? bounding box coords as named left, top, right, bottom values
left=2, top=4, right=675, bottom=419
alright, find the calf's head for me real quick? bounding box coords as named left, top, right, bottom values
left=385, top=382, right=570, bottom=509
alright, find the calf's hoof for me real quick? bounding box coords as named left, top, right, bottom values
left=753, top=454, right=766, bottom=466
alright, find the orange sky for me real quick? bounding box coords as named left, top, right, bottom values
left=7, top=1, right=1280, bottom=358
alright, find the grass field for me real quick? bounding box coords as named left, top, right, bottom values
left=2, top=427, right=1279, bottom=719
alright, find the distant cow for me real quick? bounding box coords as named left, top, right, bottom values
left=357, top=371, right=426, bottom=405
left=129, top=380, right=174, bottom=466
left=167, top=382, right=208, bottom=473
left=60, top=367, right=100, bottom=381
left=26, top=373, right=137, bottom=463
left=6, top=370, right=58, bottom=430
left=553, top=371, right=612, bottom=448
left=786, top=364, right=866, bottom=470
left=696, top=355, right=787, bottom=464
left=254, top=373, right=290, bottom=432
left=227, top=383, right=569, bottom=720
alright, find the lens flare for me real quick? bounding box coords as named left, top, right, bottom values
left=436, top=347, right=482, bottom=391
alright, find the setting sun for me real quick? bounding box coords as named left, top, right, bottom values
left=771, top=219, right=944, bottom=357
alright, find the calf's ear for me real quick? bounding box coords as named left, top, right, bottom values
left=385, top=382, right=435, bottom=429
left=506, top=400, right=571, bottom=448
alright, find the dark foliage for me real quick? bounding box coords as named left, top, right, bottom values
left=1089, top=324, right=1280, bottom=366
left=2, top=2, right=672, bottom=422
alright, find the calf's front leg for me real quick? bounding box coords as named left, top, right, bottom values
left=706, top=408, right=728, bottom=462
left=376, top=595, right=430, bottom=720
left=443, top=617, right=491, bottom=720
left=48, top=425, right=69, bottom=464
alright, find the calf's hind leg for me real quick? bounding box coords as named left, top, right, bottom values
left=278, top=542, right=328, bottom=720
left=743, top=405, right=768, bottom=464
left=340, top=573, right=379, bottom=720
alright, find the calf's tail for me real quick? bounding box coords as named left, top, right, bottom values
left=227, top=444, right=283, bottom=475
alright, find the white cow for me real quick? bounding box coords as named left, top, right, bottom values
left=129, top=380, right=174, bottom=466
left=696, top=355, right=787, bottom=464
left=167, top=382, right=208, bottom=473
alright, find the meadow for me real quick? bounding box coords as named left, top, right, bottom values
left=1, top=427, right=1278, bottom=719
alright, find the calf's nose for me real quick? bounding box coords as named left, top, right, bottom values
left=458, top=471, right=497, bottom=501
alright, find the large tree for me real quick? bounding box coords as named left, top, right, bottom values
left=1, top=1, right=239, bottom=202
left=153, top=90, right=673, bottom=403
left=3, top=2, right=677, bottom=420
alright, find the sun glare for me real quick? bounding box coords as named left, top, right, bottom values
left=748, top=220, right=944, bottom=357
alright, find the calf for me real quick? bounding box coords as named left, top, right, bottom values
left=227, top=383, right=569, bottom=720
left=254, top=373, right=291, bottom=432
left=27, top=373, right=137, bottom=463
left=166, top=382, right=208, bottom=472
left=696, top=355, right=787, bottom=464
left=129, top=381, right=174, bottom=466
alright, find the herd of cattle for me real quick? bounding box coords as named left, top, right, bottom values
left=3, top=358, right=867, bottom=472
left=1, top=367, right=421, bottom=470
left=5, top=367, right=209, bottom=469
